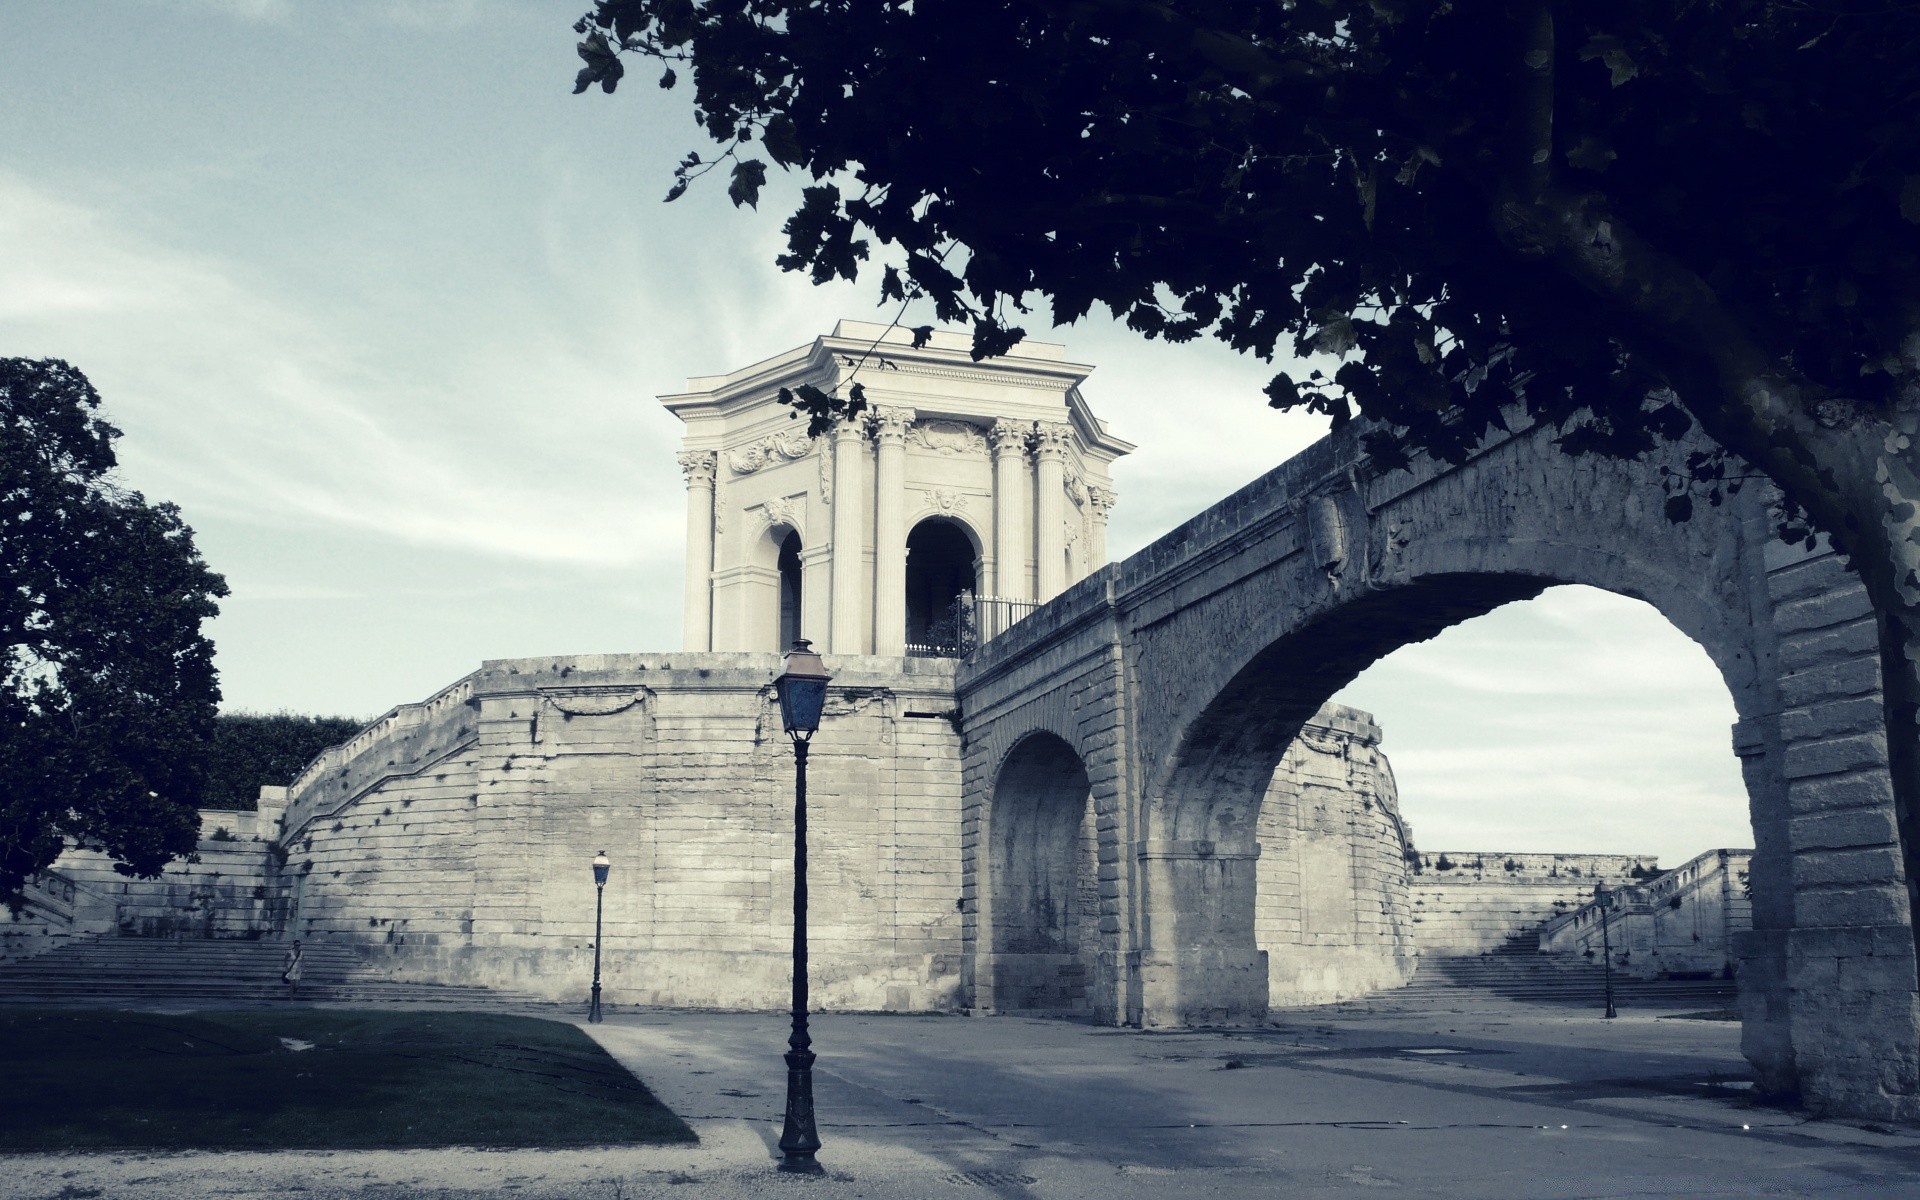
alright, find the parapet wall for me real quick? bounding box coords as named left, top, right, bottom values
left=277, top=653, right=968, bottom=1011
left=1409, top=852, right=1661, bottom=957
left=1542, top=849, right=1752, bottom=978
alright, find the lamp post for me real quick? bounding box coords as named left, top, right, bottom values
left=1594, top=880, right=1618, bottom=1020
left=588, top=850, right=610, bottom=1024
left=772, top=639, right=832, bottom=1175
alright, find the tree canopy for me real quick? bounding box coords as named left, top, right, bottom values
left=1, top=359, right=228, bottom=903
left=574, top=0, right=1920, bottom=927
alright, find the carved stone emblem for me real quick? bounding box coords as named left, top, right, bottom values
left=727, top=432, right=813, bottom=475
left=923, top=488, right=969, bottom=515
left=909, top=420, right=987, bottom=456
left=760, top=496, right=803, bottom=531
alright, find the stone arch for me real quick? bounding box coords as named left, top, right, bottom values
left=905, top=516, right=984, bottom=654
left=742, top=520, right=807, bottom=652
left=1138, top=530, right=1777, bottom=1027
left=986, top=731, right=1102, bottom=1016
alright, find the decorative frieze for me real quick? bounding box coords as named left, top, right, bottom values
left=726, top=432, right=813, bottom=475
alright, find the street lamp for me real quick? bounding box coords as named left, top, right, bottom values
left=588, top=850, right=610, bottom=1024
left=772, top=639, right=832, bottom=1175
left=1594, top=880, right=1618, bottom=1020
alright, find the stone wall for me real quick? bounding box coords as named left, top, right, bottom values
left=1258, top=705, right=1417, bottom=1004
left=278, top=653, right=968, bottom=1011
left=1409, top=852, right=1661, bottom=957
left=2, top=804, right=286, bottom=960
left=1541, top=849, right=1752, bottom=979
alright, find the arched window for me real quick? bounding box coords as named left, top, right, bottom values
left=777, top=530, right=802, bottom=650
left=905, top=519, right=978, bottom=656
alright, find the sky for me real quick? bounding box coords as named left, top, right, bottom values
left=0, top=1, right=1750, bottom=863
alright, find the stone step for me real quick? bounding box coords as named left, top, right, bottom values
left=0, top=936, right=555, bottom=1009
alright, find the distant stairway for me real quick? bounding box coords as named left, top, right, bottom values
left=0, top=937, right=553, bottom=1008
left=1380, top=932, right=1737, bottom=1008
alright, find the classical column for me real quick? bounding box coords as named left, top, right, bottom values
left=1032, top=422, right=1073, bottom=601
left=829, top=417, right=870, bottom=654
left=1086, top=484, right=1117, bottom=573
left=678, top=450, right=718, bottom=651
left=990, top=419, right=1031, bottom=601
left=871, top=406, right=915, bottom=656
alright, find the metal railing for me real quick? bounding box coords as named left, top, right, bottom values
left=905, top=594, right=1040, bottom=659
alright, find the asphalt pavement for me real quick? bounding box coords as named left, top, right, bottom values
left=6, top=999, right=1920, bottom=1199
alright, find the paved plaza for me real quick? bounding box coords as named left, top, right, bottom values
left=5, top=998, right=1920, bottom=1199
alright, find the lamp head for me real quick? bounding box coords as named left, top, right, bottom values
left=774, top=639, right=833, bottom=740
left=1594, top=880, right=1611, bottom=902
left=592, top=849, right=610, bottom=887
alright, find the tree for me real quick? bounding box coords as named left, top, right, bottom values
left=571, top=0, right=1920, bottom=926
left=205, top=713, right=365, bottom=811
left=1, top=359, right=228, bottom=904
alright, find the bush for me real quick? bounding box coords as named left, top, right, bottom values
left=204, top=713, right=365, bottom=810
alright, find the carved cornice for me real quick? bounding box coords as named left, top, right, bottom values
left=909, top=418, right=987, bottom=456
left=677, top=450, right=718, bottom=488
left=989, top=418, right=1030, bottom=457
left=726, top=432, right=812, bottom=475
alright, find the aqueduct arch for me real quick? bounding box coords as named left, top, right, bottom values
left=959, top=414, right=1913, bottom=1118
left=984, top=732, right=1104, bottom=1017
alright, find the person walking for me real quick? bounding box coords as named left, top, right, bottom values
left=279, top=940, right=305, bottom=1000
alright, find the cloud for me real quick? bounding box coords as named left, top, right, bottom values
left=0, top=172, right=673, bottom=567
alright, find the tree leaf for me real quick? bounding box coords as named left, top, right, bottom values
left=572, top=33, right=624, bottom=95
left=1578, top=35, right=1638, bottom=86
left=729, top=160, right=767, bottom=209
left=1314, top=316, right=1358, bottom=357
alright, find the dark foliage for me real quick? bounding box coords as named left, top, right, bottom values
left=1, top=359, right=227, bottom=903
left=205, top=713, right=365, bottom=811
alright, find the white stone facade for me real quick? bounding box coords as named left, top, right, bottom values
left=663, top=321, right=1132, bottom=656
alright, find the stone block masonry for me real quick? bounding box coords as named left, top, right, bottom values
left=277, top=653, right=968, bottom=1011
left=1411, top=852, right=1660, bottom=958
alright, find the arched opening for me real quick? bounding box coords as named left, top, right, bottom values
left=1140, top=570, right=1771, bottom=1032
left=905, top=518, right=978, bottom=656
left=989, top=733, right=1102, bottom=1016
left=1317, top=584, right=1754, bottom=997
left=776, top=529, right=802, bottom=649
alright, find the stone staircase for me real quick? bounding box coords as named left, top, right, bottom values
left=1382, top=932, right=1738, bottom=1008
left=0, top=937, right=556, bottom=1009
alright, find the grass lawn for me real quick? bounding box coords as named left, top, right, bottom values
left=0, top=1008, right=697, bottom=1151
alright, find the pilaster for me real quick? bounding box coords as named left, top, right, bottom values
left=991, top=419, right=1031, bottom=602
left=1087, top=485, right=1117, bottom=579
left=1032, top=422, right=1073, bottom=602
left=830, top=419, right=871, bottom=654
left=677, top=450, right=718, bottom=651
left=872, top=406, right=915, bottom=656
